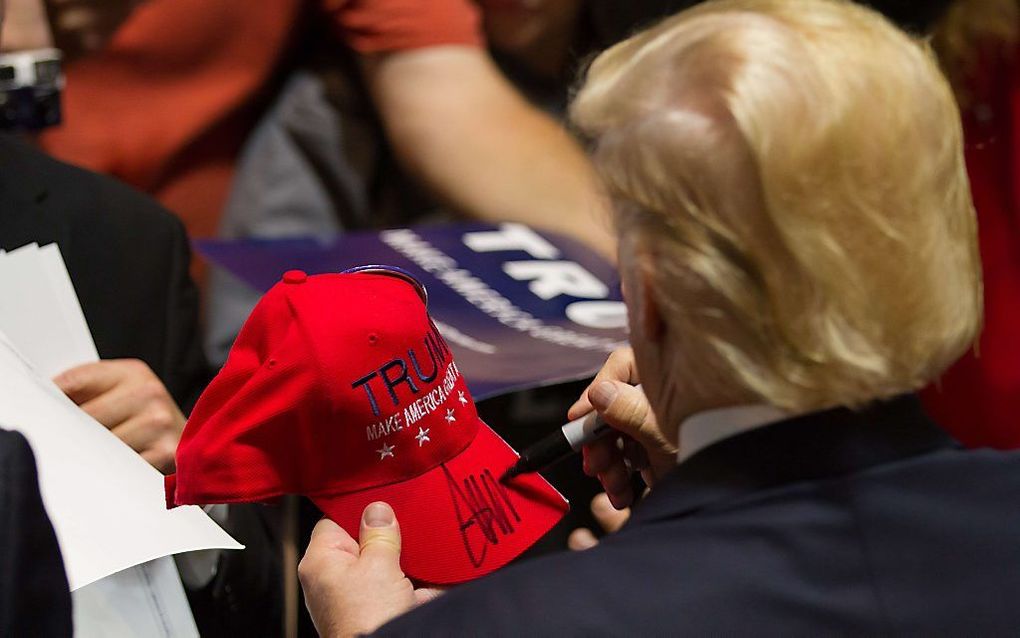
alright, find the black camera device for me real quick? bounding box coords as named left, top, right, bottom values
left=0, top=48, right=64, bottom=131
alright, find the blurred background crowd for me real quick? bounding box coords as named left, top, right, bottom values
left=0, top=0, right=1017, bottom=636
left=3, top=0, right=1016, bottom=444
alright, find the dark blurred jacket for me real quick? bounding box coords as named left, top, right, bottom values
left=0, top=132, right=208, bottom=411
left=0, top=429, right=72, bottom=637
left=0, top=134, right=278, bottom=635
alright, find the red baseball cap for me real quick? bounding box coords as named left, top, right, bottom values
left=166, top=267, right=568, bottom=584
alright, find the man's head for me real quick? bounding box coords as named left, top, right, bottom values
left=571, top=0, right=980, bottom=431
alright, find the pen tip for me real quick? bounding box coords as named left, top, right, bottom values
left=499, top=466, right=519, bottom=484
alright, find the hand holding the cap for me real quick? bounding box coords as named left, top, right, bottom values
left=300, top=502, right=442, bottom=638
left=54, top=359, right=185, bottom=473
left=568, top=347, right=677, bottom=510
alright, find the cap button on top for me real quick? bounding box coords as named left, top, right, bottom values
left=283, top=270, right=307, bottom=284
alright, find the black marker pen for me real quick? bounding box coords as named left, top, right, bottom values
left=501, top=384, right=643, bottom=481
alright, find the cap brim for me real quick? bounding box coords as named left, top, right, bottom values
left=311, top=421, right=568, bottom=585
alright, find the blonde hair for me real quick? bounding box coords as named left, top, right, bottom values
left=571, top=0, right=982, bottom=412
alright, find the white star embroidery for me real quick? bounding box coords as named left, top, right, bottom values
left=458, top=391, right=468, bottom=406
left=445, top=409, right=457, bottom=424
left=376, top=442, right=395, bottom=460
left=415, top=427, right=431, bottom=447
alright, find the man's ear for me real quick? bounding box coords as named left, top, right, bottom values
left=635, top=248, right=665, bottom=343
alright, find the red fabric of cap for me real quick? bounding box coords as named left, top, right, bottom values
left=312, top=424, right=566, bottom=585
left=167, top=269, right=567, bottom=584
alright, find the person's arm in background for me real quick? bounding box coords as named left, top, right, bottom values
left=363, top=47, right=615, bottom=258
left=0, top=0, right=52, bottom=50
left=330, top=0, right=616, bottom=259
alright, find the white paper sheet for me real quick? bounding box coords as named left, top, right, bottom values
left=0, top=243, right=96, bottom=375
left=0, top=243, right=241, bottom=638
left=0, top=329, right=241, bottom=590
left=38, top=243, right=101, bottom=367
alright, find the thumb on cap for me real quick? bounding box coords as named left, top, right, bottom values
left=358, top=502, right=402, bottom=570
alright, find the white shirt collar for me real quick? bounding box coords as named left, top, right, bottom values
left=677, top=404, right=790, bottom=464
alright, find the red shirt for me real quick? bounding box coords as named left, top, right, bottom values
left=37, top=0, right=482, bottom=242
left=921, top=44, right=1020, bottom=449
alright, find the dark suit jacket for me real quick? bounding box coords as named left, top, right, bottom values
left=375, top=395, right=1020, bottom=636
left=0, top=133, right=208, bottom=411
left=0, top=429, right=72, bottom=637
left=0, top=135, right=280, bottom=635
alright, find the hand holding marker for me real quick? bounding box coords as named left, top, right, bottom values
left=501, top=385, right=643, bottom=481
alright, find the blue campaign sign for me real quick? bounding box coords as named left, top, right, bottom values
left=196, top=223, right=628, bottom=400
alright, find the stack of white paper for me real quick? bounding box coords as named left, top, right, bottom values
left=0, top=243, right=98, bottom=374
left=0, top=243, right=242, bottom=637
